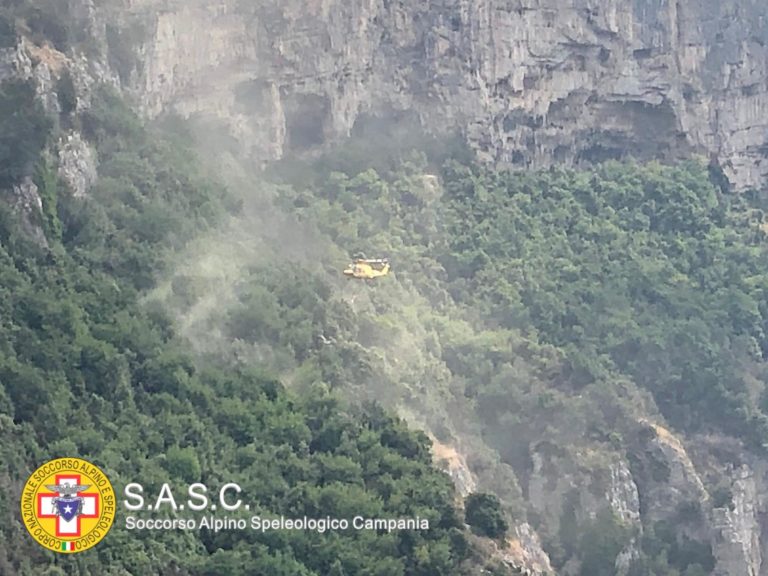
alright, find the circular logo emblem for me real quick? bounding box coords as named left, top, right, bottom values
left=20, top=458, right=116, bottom=554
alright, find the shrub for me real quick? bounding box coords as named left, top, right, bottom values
left=465, top=492, right=508, bottom=539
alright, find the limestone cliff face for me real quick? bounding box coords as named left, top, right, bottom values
left=0, top=31, right=108, bottom=235
left=520, top=420, right=768, bottom=576
left=106, top=0, right=768, bottom=189
left=711, top=465, right=762, bottom=576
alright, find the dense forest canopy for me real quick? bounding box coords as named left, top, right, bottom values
left=0, top=86, right=500, bottom=576
left=271, top=143, right=768, bottom=449
left=262, top=141, right=768, bottom=575
left=438, top=161, right=768, bottom=441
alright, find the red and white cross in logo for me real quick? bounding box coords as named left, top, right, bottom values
left=38, top=475, right=100, bottom=537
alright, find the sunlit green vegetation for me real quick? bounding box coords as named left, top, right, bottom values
left=438, top=161, right=768, bottom=446
left=0, top=86, right=482, bottom=575
left=265, top=143, right=766, bottom=574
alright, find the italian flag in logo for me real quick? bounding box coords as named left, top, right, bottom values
left=61, top=542, right=74, bottom=552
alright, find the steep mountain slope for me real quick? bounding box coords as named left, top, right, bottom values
left=4, top=1, right=768, bottom=576
left=0, top=81, right=515, bottom=575
left=156, top=132, right=768, bottom=575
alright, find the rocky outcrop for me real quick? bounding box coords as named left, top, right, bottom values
left=527, top=444, right=643, bottom=539
left=0, top=40, right=33, bottom=84
left=58, top=131, right=98, bottom=198
left=0, top=31, right=103, bottom=210
left=610, top=460, right=642, bottom=576
left=431, top=436, right=553, bottom=575
left=711, top=465, right=762, bottom=576
left=632, top=425, right=768, bottom=576
left=91, top=0, right=768, bottom=189
left=8, top=177, right=47, bottom=248
left=431, top=437, right=477, bottom=497
left=503, top=523, right=554, bottom=575
left=610, top=459, right=641, bottom=524
left=633, top=420, right=709, bottom=525
left=515, top=417, right=768, bottom=576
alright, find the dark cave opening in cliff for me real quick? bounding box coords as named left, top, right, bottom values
left=284, top=93, right=330, bottom=152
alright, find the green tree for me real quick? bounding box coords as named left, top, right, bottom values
left=464, top=493, right=508, bottom=539
left=0, top=79, right=51, bottom=187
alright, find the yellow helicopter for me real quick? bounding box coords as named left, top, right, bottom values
left=343, top=258, right=391, bottom=280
